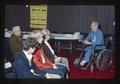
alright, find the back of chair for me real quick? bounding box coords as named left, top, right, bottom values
left=105, top=36, right=112, bottom=49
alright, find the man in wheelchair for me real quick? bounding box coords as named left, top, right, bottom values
left=80, top=21, right=105, bottom=67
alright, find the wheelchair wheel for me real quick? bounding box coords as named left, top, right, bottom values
left=96, top=49, right=112, bottom=70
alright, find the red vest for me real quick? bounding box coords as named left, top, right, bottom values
left=33, top=47, right=53, bottom=70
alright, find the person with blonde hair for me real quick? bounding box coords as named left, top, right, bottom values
left=30, top=30, right=65, bottom=78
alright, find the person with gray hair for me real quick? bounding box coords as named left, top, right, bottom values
left=80, top=21, right=105, bottom=67
left=30, top=30, right=44, bottom=44
left=41, top=29, right=69, bottom=77
left=9, top=26, right=23, bottom=58
left=41, top=29, right=69, bottom=65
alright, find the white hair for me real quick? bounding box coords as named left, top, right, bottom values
left=12, top=26, right=20, bottom=33
left=41, top=29, right=50, bottom=35
left=30, top=30, right=43, bottom=38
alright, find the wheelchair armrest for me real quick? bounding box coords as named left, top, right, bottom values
left=81, top=44, right=92, bottom=48
left=94, top=44, right=105, bottom=47
left=94, top=44, right=105, bottom=50
left=94, top=49, right=102, bottom=52
left=80, top=43, right=105, bottom=51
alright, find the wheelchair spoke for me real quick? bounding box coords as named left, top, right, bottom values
left=101, top=55, right=108, bottom=68
left=96, top=49, right=113, bottom=70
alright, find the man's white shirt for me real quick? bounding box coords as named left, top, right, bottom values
left=23, top=50, right=32, bottom=66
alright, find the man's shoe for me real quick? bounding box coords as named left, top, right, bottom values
left=80, top=60, right=87, bottom=66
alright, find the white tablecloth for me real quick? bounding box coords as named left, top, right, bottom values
left=5, top=31, right=80, bottom=40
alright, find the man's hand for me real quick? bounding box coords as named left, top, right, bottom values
left=53, top=64, right=58, bottom=69
left=55, top=57, right=62, bottom=64
left=54, top=55, right=57, bottom=58
left=83, top=40, right=91, bottom=45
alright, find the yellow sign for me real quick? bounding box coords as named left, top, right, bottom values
left=30, top=5, right=47, bottom=29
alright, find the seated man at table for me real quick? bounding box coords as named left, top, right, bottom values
left=80, top=21, right=105, bottom=67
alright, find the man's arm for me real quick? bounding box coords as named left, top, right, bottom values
left=14, top=58, right=41, bottom=78
left=83, top=32, right=92, bottom=45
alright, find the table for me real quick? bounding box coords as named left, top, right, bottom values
left=5, top=31, right=31, bottom=39
left=51, top=33, right=80, bottom=54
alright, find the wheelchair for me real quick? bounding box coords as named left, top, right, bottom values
left=74, top=36, right=113, bottom=72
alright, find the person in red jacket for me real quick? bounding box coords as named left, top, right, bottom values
left=33, top=47, right=55, bottom=70
left=31, top=30, right=66, bottom=78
